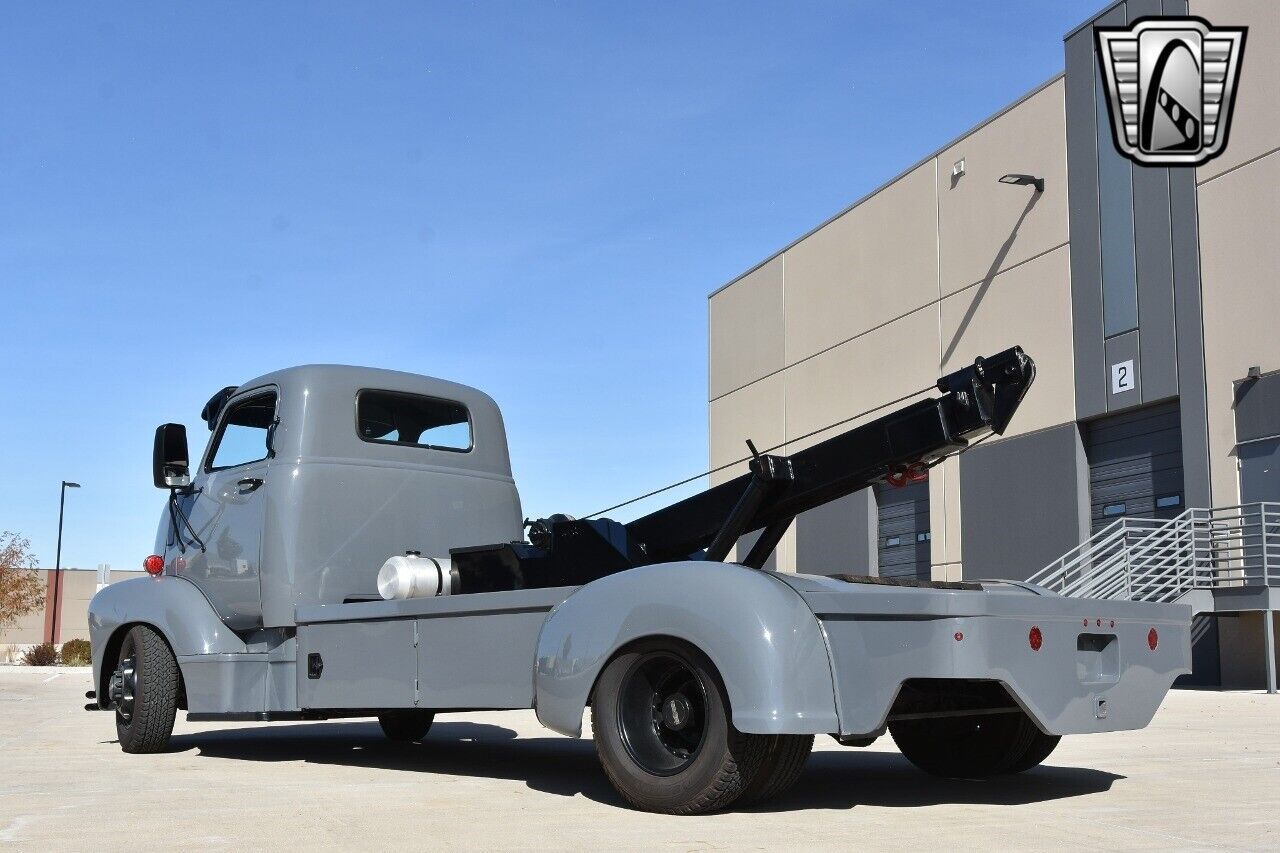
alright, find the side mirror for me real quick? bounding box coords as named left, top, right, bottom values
left=153, top=423, right=191, bottom=489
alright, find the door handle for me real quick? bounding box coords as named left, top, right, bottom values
left=236, top=477, right=264, bottom=493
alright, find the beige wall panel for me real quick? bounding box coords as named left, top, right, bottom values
left=782, top=161, right=940, bottom=364
left=1197, top=149, right=1280, bottom=505
left=1, top=604, right=47, bottom=647
left=0, top=569, right=125, bottom=649
left=708, top=376, right=791, bottom=569
left=938, top=80, right=1070, bottom=296
left=1192, top=0, right=1280, bottom=183
left=929, top=452, right=963, bottom=573
left=708, top=373, right=784, bottom=488
left=783, top=306, right=941, bottom=449
left=940, top=246, right=1074, bottom=439
left=709, top=256, right=786, bottom=399
left=775, top=527, right=797, bottom=575
left=57, top=571, right=102, bottom=641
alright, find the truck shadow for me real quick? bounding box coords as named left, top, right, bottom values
left=169, top=721, right=1123, bottom=812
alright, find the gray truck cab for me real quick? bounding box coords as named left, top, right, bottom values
left=159, top=365, right=523, bottom=630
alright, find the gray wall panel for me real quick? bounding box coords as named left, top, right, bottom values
left=1170, top=145, right=1211, bottom=508
left=794, top=489, right=876, bottom=576
left=1065, top=25, right=1108, bottom=420
left=959, top=425, right=1090, bottom=582
left=1132, top=166, right=1179, bottom=402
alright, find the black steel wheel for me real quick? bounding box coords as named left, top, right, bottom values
left=112, top=624, right=179, bottom=754
left=592, top=640, right=770, bottom=814
left=377, top=710, right=435, bottom=742
left=889, top=709, right=1051, bottom=778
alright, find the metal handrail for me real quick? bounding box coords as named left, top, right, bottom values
left=1026, top=501, right=1280, bottom=602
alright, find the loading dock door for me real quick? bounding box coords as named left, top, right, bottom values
left=1086, top=401, right=1185, bottom=533
left=875, top=479, right=930, bottom=579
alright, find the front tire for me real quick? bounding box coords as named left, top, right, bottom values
left=592, top=640, right=770, bottom=814
left=377, top=710, right=435, bottom=742
left=889, top=709, right=1055, bottom=778
left=113, top=624, right=179, bottom=754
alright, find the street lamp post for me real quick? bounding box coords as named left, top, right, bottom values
left=49, top=481, right=81, bottom=646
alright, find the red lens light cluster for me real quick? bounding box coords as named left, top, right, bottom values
left=1148, top=628, right=1159, bottom=651
left=1029, top=625, right=1043, bottom=651
left=143, top=554, right=165, bottom=576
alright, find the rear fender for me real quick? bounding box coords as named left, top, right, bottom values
left=88, top=575, right=247, bottom=706
left=533, top=561, right=838, bottom=737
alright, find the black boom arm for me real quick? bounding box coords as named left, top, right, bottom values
left=448, top=346, right=1035, bottom=592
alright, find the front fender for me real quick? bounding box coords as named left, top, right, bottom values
left=534, top=561, right=838, bottom=737
left=88, top=575, right=247, bottom=704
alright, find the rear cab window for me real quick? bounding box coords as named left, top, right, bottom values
left=207, top=390, right=278, bottom=471
left=357, top=390, right=472, bottom=452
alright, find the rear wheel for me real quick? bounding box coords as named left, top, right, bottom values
left=1007, top=728, right=1061, bottom=772
left=113, top=624, right=179, bottom=754
left=889, top=709, right=1053, bottom=778
left=377, top=710, right=435, bottom=742
left=737, top=734, right=814, bottom=806
left=592, top=640, right=770, bottom=814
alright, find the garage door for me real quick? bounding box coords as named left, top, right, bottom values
left=875, top=479, right=930, bottom=579
left=1085, top=401, right=1184, bottom=533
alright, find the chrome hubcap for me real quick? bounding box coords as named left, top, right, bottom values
left=111, top=655, right=137, bottom=723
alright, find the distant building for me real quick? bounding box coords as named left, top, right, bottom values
left=1, top=568, right=140, bottom=659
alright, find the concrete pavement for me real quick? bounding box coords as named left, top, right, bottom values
left=1, top=665, right=1276, bottom=851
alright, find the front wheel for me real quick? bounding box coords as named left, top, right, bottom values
left=592, top=640, right=770, bottom=814
left=113, top=624, right=180, bottom=754
left=889, top=709, right=1057, bottom=778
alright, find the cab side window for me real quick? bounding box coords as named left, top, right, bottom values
left=208, top=392, right=277, bottom=470
left=357, top=390, right=471, bottom=452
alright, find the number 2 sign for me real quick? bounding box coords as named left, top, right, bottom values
left=1111, top=359, right=1135, bottom=395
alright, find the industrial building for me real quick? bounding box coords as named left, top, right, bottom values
left=709, top=0, right=1277, bottom=687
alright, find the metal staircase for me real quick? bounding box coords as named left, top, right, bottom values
left=1028, top=502, right=1280, bottom=604
left=1027, top=502, right=1279, bottom=693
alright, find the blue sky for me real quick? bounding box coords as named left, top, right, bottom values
left=0, top=1, right=1102, bottom=573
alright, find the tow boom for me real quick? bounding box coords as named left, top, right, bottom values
left=449, top=346, right=1035, bottom=592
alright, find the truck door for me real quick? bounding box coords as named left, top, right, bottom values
left=173, top=387, right=277, bottom=630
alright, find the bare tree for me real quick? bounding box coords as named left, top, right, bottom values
left=0, top=531, right=44, bottom=632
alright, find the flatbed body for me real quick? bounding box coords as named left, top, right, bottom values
left=92, top=566, right=1189, bottom=738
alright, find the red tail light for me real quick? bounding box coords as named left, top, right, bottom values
left=143, top=554, right=165, bottom=576
left=1029, top=626, right=1043, bottom=651
left=1148, top=628, right=1159, bottom=651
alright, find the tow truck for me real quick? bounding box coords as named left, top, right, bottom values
left=87, top=346, right=1191, bottom=813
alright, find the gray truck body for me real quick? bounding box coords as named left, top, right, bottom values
left=88, top=364, right=1190, bottom=742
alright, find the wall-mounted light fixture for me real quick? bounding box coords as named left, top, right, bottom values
left=998, top=173, right=1044, bottom=193
left=951, top=158, right=965, bottom=179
